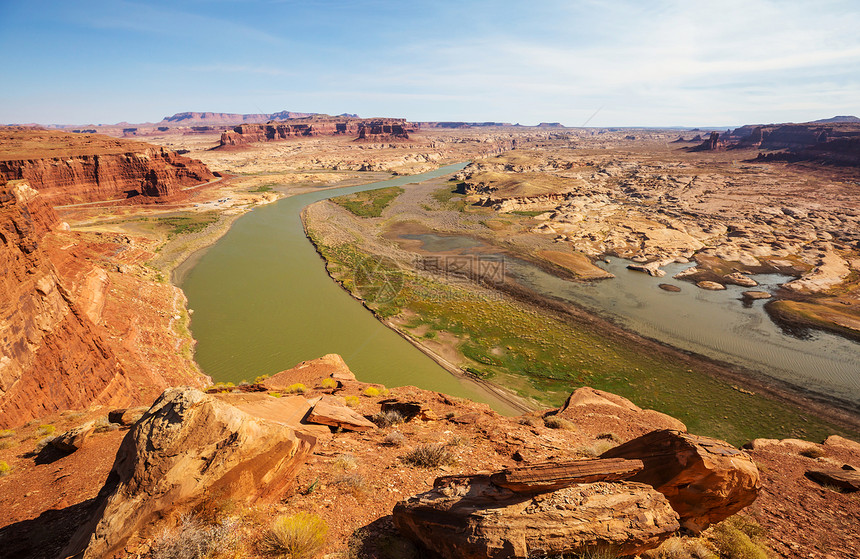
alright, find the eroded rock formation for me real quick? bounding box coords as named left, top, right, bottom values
left=394, top=467, right=679, bottom=559
left=62, top=387, right=318, bottom=559
left=602, top=429, right=761, bottom=532
left=0, top=128, right=216, bottom=206
left=0, top=180, right=133, bottom=427
left=218, top=116, right=417, bottom=148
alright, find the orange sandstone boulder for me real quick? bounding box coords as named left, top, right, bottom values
left=602, top=429, right=760, bottom=532
left=62, top=387, right=316, bottom=559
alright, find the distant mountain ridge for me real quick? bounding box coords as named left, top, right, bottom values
left=159, top=110, right=358, bottom=126
left=810, top=115, right=860, bottom=124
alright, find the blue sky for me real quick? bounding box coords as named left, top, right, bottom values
left=1, top=0, right=858, bottom=127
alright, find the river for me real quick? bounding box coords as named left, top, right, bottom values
left=179, top=163, right=528, bottom=414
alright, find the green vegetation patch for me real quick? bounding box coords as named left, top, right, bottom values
left=331, top=186, right=404, bottom=217
left=307, top=235, right=850, bottom=446
left=248, top=184, right=274, bottom=192
left=154, top=211, right=219, bottom=238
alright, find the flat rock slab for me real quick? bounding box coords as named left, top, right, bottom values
left=697, top=280, right=726, bottom=290
left=742, top=290, right=772, bottom=300
left=219, top=393, right=331, bottom=439
left=487, top=458, right=644, bottom=493
left=806, top=467, right=860, bottom=492
left=658, top=283, right=682, bottom=292
left=307, top=395, right=375, bottom=432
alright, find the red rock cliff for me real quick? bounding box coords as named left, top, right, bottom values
left=219, top=116, right=417, bottom=148
left=0, top=128, right=216, bottom=206
left=0, top=180, right=134, bottom=427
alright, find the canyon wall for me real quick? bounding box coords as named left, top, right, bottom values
left=691, top=122, right=860, bottom=166
left=0, top=181, right=133, bottom=427
left=0, top=128, right=216, bottom=206
left=218, top=116, right=417, bottom=148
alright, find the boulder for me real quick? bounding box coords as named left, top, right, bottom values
left=696, top=280, right=726, bottom=290
left=806, top=466, right=860, bottom=492
left=627, top=262, right=666, bottom=277
left=742, top=290, right=772, bottom=300
left=394, top=475, right=679, bottom=559
left=306, top=395, right=376, bottom=431
left=107, top=406, right=149, bottom=427
left=62, top=387, right=317, bottom=559
left=262, top=353, right=356, bottom=390
left=50, top=420, right=97, bottom=452
left=555, top=387, right=687, bottom=438
left=724, top=272, right=758, bottom=287
left=602, top=429, right=760, bottom=532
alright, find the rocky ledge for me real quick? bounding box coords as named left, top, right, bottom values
left=0, top=127, right=216, bottom=206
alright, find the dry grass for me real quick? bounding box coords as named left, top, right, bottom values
left=402, top=444, right=456, bottom=468
left=543, top=415, right=578, bottom=431
left=798, top=446, right=826, bottom=459
left=150, top=515, right=240, bottom=559
left=260, top=512, right=327, bottom=559
left=382, top=431, right=405, bottom=446
left=371, top=410, right=404, bottom=428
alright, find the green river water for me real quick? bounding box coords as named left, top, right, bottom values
left=178, top=164, right=519, bottom=413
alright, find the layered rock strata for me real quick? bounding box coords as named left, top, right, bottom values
left=0, top=128, right=216, bottom=206
left=218, top=116, right=417, bottom=147
left=0, top=181, right=133, bottom=427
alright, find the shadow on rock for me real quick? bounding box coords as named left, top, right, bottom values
left=0, top=498, right=98, bottom=559
left=349, top=515, right=440, bottom=559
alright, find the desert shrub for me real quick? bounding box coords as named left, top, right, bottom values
left=333, top=473, right=369, bottom=499
left=596, top=432, right=621, bottom=443
left=371, top=410, right=404, bottom=428
left=0, top=440, right=14, bottom=450
left=799, top=446, right=826, bottom=459
left=254, top=374, right=270, bottom=383
left=150, top=515, right=239, bottom=559
left=543, top=416, right=577, bottom=431
left=383, top=431, right=404, bottom=446
left=642, top=537, right=717, bottom=559
left=333, top=453, right=358, bottom=470
left=0, top=429, right=14, bottom=439
left=709, top=515, right=770, bottom=559
left=269, top=392, right=282, bottom=398
left=402, top=444, right=455, bottom=468
left=344, top=395, right=360, bottom=408
left=320, top=378, right=338, bottom=389
left=362, top=386, right=381, bottom=397
left=260, top=512, right=327, bottom=559
left=446, top=434, right=468, bottom=447
left=37, top=424, right=55, bottom=436
left=518, top=416, right=541, bottom=428
left=0, top=461, right=10, bottom=476
left=285, top=383, right=307, bottom=394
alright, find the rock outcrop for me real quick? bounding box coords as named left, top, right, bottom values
left=602, top=429, right=761, bottom=532
left=553, top=387, right=687, bottom=439
left=394, top=462, right=680, bottom=559
left=0, top=128, right=215, bottom=206
left=0, top=180, right=133, bottom=428
left=218, top=116, right=417, bottom=148
left=62, top=387, right=317, bottom=559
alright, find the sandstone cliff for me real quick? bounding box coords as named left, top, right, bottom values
left=0, top=128, right=216, bottom=206
left=218, top=116, right=417, bottom=148
left=0, top=178, right=209, bottom=428
left=0, top=180, right=133, bottom=427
